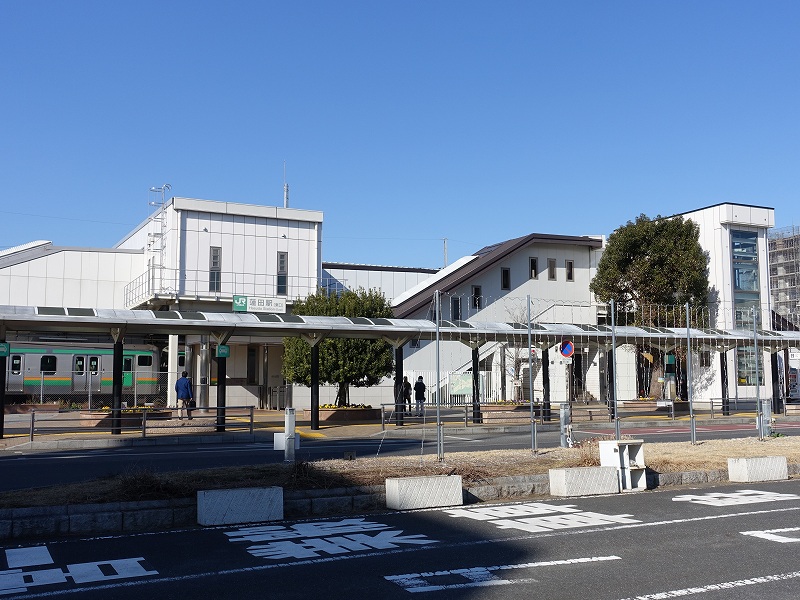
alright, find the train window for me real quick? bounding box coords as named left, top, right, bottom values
left=11, top=355, right=21, bottom=375
left=89, top=357, right=99, bottom=374
left=74, top=356, right=85, bottom=374
left=123, top=357, right=133, bottom=372
left=137, top=355, right=153, bottom=367
left=41, top=355, right=56, bottom=375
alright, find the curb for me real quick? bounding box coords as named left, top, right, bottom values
left=2, top=464, right=798, bottom=541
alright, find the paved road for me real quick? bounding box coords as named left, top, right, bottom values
left=2, top=480, right=799, bottom=598
left=1, top=417, right=798, bottom=492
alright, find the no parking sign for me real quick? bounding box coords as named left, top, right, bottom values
left=560, top=340, right=574, bottom=358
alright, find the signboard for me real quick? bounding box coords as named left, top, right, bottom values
left=560, top=340, right=574, bottom=358
left=232, top=295, right=286, bottom=314
left=216, top=345, right=230, bottom=358
left=0, top=342, right=9, bottom=357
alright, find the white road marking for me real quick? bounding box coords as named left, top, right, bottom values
left=384, top=555, right=622, bottom=593
left=616, top=570, right=800, bottom=599
left=672, top=489, right=800, bottom=507
left=741, top=527, right=800, bottom=543
left=5, top=547, right=53, bottom=569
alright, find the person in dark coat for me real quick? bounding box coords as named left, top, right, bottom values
left=402, top=376, right=412, bottom=414
left=175, top=371, right=194, bottom=420
left=413, top=376, right=426, bottom=416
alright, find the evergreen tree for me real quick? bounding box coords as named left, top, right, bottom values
left=282, top=288, right=395, bottom=406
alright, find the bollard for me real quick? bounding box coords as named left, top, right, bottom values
left=284, top=407, right=296, bottom=463
left=560, top=403, right=570, bottom=448
left=142, top=409, right=147, bottom=438
left=29, top=409, right=36, bottom=442
left=249, top=406, right=254, bottom=435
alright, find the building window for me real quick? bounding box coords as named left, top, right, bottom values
left=209, top=246, right=222, bottom=293
left=548, top=258, right=557, bottom=280
left=501, top=268, right=511, bottom=290
left=450, top=295, right=462, bottom=321
left=277, top=251, right=288, bottom=296
left=732, top=230, right=759, bottom=329
left=471, top=286, right=482, bottom=309
left=700, top=351, right=711, bottom=368
left=566, top=260, right=574, bottom=282
left=529, top=258, right=538, bottom=279
left=410, top=339, right=421, bottom=348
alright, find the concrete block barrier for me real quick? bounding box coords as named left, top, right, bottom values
left=549, top=466, right=620, bottom=497
left=197, top=487, right=283, bottom=526
left=385, top=475, right=463, bottom=510
left=728, top=456, right=788, bottom=483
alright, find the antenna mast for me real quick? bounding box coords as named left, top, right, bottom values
left=283, top=161, right=289, bottom=208
left=443, top=238, right=448, bottom=268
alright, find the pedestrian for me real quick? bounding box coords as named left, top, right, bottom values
left=175, top=371, right=194, bottom=420
left=402, top=376, right=412, bottom=414
left=413, top=376, right=426, bottom=416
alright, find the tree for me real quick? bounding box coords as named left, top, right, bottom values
left=590, top=214, right=710, bottom=398
left=590, top=214, right=709, bottom=314
left=281, top=288, right=395, bottom=406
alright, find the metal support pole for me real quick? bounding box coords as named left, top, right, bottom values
left=753, top=306, right=763, bottom=440
left=687, top=303, right=696, bottom=445
left=142, top=409, right=147, bottom=438
left=250, top=406, right=254, bottom=435
left=311, top=344, right=320, bottom=430
left=611, top=299, right=620, bottom=440
left=284, top=407, right=296, bottom=462
left=216, top=355, right=227, bottom=432
left=527, top=295, right=537, bottom=453
left=29, top=409, right=35, bottom=442
left=435, top=290, right=443, bottom=461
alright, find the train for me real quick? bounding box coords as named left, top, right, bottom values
left=3, top=341, right=164, bottom=405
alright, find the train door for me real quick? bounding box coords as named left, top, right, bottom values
left=123, top=356, right=133, bottom=387
left=6, top=354, right=23, bottom=394
left=72, top=355, right=101, bottom=394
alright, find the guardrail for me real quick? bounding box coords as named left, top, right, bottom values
left=11, top=406, right=257, bottom=442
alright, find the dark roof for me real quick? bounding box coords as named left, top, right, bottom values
left=322, top=262, right=438, bottom=274
left=392, top=233, right=603, bottom=318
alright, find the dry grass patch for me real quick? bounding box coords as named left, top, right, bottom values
left=1, top=435, right=798, bottom=509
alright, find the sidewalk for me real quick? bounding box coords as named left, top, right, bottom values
left=2, top=408, right=798, bottom=452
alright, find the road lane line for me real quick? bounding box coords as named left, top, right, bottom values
left=384, top=555, right=622, bottom=593
left=616, top=570, right=800, bottom=599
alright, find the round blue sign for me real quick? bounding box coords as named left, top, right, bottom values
left=560, top=340, right=574, bottom=358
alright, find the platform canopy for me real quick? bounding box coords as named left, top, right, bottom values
left=0, top=305, right=797, bottom=350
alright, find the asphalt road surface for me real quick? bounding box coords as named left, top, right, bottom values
left=2, top=480, right=799, bottom=599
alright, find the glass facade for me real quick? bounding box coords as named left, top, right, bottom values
left=731, top=230, right=763, bottom=385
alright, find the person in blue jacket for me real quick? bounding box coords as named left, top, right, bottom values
left=175, top=371, right=194, bottom=420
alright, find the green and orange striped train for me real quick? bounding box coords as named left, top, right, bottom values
left=3, top=342, right=163, bottom=403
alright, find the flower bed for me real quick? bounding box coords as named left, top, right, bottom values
left=303, top=408, right=382, bottom=422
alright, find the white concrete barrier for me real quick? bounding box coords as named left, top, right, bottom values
left=197, top=487, right=283, bottom=526
left=728, top=456, right=788, bottom=483
left=549, top=466, right=620, bottom=497
left=273, top=432, right=300, bottom=450
left=385, top=475, right=463, bottom=510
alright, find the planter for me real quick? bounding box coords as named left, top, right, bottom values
left=80, top=410, right=173, bottom=428
left=304, top=408, right=382, bottom=422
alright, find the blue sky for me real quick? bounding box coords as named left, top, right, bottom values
left=1, top=1, right=799, bottom=269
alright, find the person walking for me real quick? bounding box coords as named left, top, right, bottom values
left=175, top=371, right=194, bottom=420
left=413, top=376, right=426, bottom=416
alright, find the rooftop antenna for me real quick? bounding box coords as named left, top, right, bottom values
left=443, top=238, right=448, bottom=268
left=283, top=161, right=289, bottom=208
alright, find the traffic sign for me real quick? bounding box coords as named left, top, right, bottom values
left=0, top=342, right=9, bottom=357
left=560, top=340, right=574, bottom=358
left=216, top=345, right=230, bottom=358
